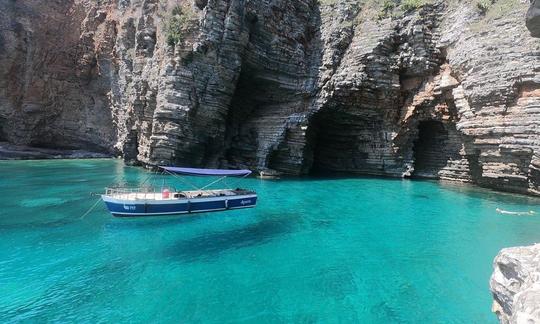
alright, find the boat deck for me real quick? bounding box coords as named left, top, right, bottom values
left=105, top=189, right=254, bottom=201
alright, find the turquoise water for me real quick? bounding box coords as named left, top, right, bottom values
left=1, top=160, right=540, bottom=323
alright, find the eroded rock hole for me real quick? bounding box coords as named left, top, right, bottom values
left=307, top=110, right=372, bottom=174
left=123, top=131, right=140, bottom=165
left=0, top=117, right=6, bottom=142
left=466, top=148, right=483, bottom=181
left=194, top=0, right=207, bottom=10
left=224, top=68, right=267, bottom=168
left=224, top=62, right=309, bottom=170
left=412, top=120, right=454, bottom=178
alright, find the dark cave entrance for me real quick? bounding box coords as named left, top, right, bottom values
left=306, top=109, right=371, bottom=175
left=223, top=66, right=310, bottom=170
left=412, top=120, right=451, bottom=178
left=0, top=117, right=6, bottom=142
left=123, top=131, right=140, bottom=164
left=223, top=66, right=274, bottom=168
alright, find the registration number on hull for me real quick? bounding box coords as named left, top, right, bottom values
left=123, top=205, right=137, bottom=211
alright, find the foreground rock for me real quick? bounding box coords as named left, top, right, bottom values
left=491, top=244, right=540, bottom=323
left=0, top=142, right=110, bottom=160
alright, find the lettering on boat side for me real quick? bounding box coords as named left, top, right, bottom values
left=240, top=200, right=251, bottom=205
left=123, top=205, right=136, bottom=211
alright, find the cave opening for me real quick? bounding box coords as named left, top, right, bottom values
left=223, top=66, right=269, bottom=168
left=306, top=109, right=372, bottom=175
left=223, top=66, right=310, bottom=170
left=123, top=131, right=140, bottom=164
left=0, top=117, right=6, bottom=142
left=412, top=120, right=451, bottom=178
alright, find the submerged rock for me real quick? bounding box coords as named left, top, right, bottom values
left=490, top=244, right=540, bottom=323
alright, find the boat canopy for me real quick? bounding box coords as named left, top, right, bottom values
left=159, top=166, right=252, bottom=177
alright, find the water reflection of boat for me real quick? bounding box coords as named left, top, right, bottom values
left=101, top=167, right=257, bottom=217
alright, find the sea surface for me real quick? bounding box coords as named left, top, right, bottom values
left=1, top=159, right=540, bottom=323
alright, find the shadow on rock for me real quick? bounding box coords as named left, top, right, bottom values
left=527, top=0, right=540, bottom=37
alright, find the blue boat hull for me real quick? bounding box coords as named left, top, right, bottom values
left=102, top=194, right=257, bottom=217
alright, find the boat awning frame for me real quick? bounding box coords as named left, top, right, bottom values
left=159, top=166, right=252, bottom=177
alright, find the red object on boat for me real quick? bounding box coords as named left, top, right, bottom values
left=162, top=188, right=170, bottom=199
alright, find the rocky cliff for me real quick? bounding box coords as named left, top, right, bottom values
left=0, top=0, right=539, bottom=195
left=491, top=244, right=540, bottom=323
left=489, top=3, right=540, bottom=324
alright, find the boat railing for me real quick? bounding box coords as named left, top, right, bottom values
left=104, top=187, right=256, bottom=201
left=105, top=187, right=156, bottom=194
left=105, top=187, right=159, bottom=200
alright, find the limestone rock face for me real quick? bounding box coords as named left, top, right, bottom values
left=489, top=5, right=540, bottom=324
left=0, top=0, right=539, bottom=195
left=490, top=244, right=540, bottom=324
left=0, top=0, right=115, bottom=152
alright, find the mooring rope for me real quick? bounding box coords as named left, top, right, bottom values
left=81, top=166, right=129, bottom=220
left=80, top=164, right=158, bottom=220
left=200, top=176, right=228, bottom=190
left=80, top=197, right=102, bottom=220
left=139, top=170, right=156, bottom=186
left=164, top=170, right=200, bottom=190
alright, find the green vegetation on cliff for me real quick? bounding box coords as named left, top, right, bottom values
left=166, top=5, right=196, bottom=46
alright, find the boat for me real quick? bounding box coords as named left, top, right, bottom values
left=101, top=166, right=257, bottom=217
left=258, top=169, right=282, bottom=179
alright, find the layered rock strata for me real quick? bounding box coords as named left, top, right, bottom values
left=0, top=0, right=115, bottom=152
left=491, top=244, right=540, bottom=323
left=0, top=0, right=538, bottom=195
left=0, top=142, right=110, bottom=160
left=489, top=4, right=540, bottom=324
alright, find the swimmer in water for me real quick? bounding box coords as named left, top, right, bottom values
left=496, top=208, right=536, bottom=215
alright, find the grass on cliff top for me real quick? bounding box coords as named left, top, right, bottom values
left=475, top=0, right=521, bottom=19
left=377, top=0, right=432, bottom=19
left=319, top=0, right=519, bottom=22
left=166, top=5, right=197, bottom=47
left=318, top=0, right=430, bottom=10
left=475, top=0, right=494, bottom=13
left=317, top=0, right=433, bottom=26
left=470, top=0, right=527, bottom=31
left=362, top=0, right=433, bottom=20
